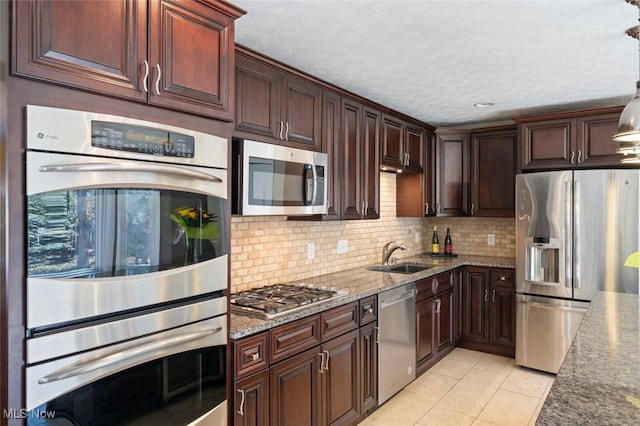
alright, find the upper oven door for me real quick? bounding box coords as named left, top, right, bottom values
left=26, top=151, right=228, bottom=330
left=239, top=140, right=328, bottom=216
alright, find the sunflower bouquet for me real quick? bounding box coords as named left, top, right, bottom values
left=171, top=206, right=219, bottom=241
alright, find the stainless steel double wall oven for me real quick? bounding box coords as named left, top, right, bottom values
left=24, top=105, right=229, bottom=425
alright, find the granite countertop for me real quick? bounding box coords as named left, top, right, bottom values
left=230, top=254, right=515, bottom=339
left=537, top=291, right=640, bottom=425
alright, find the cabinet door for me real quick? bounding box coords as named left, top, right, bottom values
left=405, top=125, right=425, bottom=172
left=270, top=347, right=322, bottom=426
left=577, top=112, right=625, bottom=167
left=13, top=0, right=148, bottom=101
left=281, top=73, right=322, bottom=150
left=362, top=107, right=381, bottom=219
left=416, top=297, right=435, bottom=366
left=470, top=128, right=516, bottom=217
left=323, top=330, right=360, bottom=426
left=436, top=131, right=469, bottom=216
left=436, top=288, right=454, bottom=352
left=234, top=370, right=269, bottom=426
left=341, top=98, right=364, bottom=219
left=519, top=119, right=575, bottom=170
left=396, top=130, right=435, bottom=217
left=489, top=269, right=516, bottom=351
left=461, top=267, right=490, bottom=344
left=359, top=322, right=377, bottom=414
left=381, top=116, right=404, bottom=170
left=148, top=0, right=237, bottom=119
left=235, top=54, right=280, bottom=139
left=321, top=90, right=342, bottom=220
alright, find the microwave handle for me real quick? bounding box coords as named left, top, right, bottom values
left=38, top=162, right=223, bottom=183
left=303, top=164, right=315, bottom=206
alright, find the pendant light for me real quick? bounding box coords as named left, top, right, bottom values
left=615, top=0, right=640, bottom=162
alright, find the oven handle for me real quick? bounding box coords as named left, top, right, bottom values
left=38, top=162, right=223, bottom=183
left=37, top=326, right=223, bottom=385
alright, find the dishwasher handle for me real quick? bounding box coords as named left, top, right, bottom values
left=380, top=288, right=415, bottom=308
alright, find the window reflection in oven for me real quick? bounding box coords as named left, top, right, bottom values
left=27, top=346, right=226, bottom=426
left=27, top=188, right=227, bottom=279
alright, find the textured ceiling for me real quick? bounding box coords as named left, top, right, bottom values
left=232, top=0, right=639, bottom=127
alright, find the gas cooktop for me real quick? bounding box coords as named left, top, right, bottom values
left=230, top=284, right=345, bottom=319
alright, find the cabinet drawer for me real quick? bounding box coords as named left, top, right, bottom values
left=359, top=295, right=378, bottom=325
left=234, top=331, right=269, bottom=380
left=415, top=277, right=435, bottom=301
left=270, top=315, right=321, bottom=363
left=434, top=272, right=453, bottom=295
left=491, top=269, right=514, bottom=287
left=321, top=302, right=358, bottom=342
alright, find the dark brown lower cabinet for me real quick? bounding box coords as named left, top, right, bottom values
left=234, top=369, right=270, bottom=426
left=270, top=346, right=323, bottom=426
left=359, top=321, right=377, bottom=415
left=416, top=272, right=455, bottom=375
left=233, top=298, right=377, bottom=425
left=459, top=266, right=516, bottom=357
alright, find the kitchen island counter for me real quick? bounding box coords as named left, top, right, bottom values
left=230, top=254, right=515, bottom=339
left=536, top=291, right=640, bottom=425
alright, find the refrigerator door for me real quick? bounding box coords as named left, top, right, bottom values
left=516, top=171, right=573, bottom=299
left=573, top=170, right=640, bottom=300
left=515, top=294, right=589, bottom=373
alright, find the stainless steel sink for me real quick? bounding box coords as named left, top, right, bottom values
left=366, top=262, right=434, bottom=274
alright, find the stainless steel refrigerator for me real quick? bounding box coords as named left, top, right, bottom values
left=515, top=170, right=640, bottom=373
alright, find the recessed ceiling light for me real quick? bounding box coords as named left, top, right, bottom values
left=473, top=102, right=495, bottom=108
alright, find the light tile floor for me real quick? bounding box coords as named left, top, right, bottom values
left=359, top=348, right=555, bottom=426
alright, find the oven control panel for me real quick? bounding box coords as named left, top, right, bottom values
left=91, top=121, right=195, bottom=158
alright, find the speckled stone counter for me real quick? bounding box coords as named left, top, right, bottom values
left=536, top=292, right=640, bottom=425
left=230, top=254, right=515, bottom=339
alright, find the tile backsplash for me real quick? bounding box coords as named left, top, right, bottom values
left=230, top=173, right=515, bottom=292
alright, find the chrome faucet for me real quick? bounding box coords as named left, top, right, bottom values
left=382, top=241, right=407, bottom=265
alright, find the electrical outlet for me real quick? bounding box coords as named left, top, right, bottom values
left=307, top=242, right=315, bottom=260
left=487, top=234, right=496, bottom=246
left=415, top=231, right=421, bottom=243
left=337, top=239, right=349, bottom=254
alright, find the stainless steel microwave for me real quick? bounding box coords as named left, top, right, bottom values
left=233, top=139, right=328, bottom=216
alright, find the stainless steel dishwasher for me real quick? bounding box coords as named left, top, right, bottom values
left=377, top=282, right=416, bottom=404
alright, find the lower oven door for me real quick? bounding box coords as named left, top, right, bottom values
left=26, top=312, right=227, bottom=425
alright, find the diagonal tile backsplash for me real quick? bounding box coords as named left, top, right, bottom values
left=230, top=173, right=515, bottom=292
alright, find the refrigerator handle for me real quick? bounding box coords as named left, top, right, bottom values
left=574, top=180, right=581, bottom=289
left=565, top=179, right=573, bottom=289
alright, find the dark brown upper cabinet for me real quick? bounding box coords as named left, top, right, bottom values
left=517, top=107, right=625, bottom=171
left=470, top=126, right=517, bottom=217
left=235, top=49, right=322, bottom=151
left=434, top=129, right=470, bottom=217
left=12, top=0, right=244, bottom=120
left=381, top=115, right=424, bottom=173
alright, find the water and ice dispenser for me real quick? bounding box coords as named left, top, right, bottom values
left=524, top=237, right=561, bottom=285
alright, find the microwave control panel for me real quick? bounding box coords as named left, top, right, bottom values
left=91, top=121, right=195, bottom=158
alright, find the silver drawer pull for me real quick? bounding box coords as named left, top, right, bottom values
left=250, top=352, right=260, bottom=361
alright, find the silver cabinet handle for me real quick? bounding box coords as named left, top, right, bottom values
left=39, top=162, right=223, bottom=183
left=471, top=203, right=475, bottom=215
left=285, top=122, right=289, bottom=141
left=323, top=350, right=330, bottom=371
left=318, top=352, right=325, bottom=373
left=570, top=150, right=575, bottom=164
left=492, top=289, right=496, bottom=302
left=484, top=289, right=488, bottom=302
left=436, top=203, right=441, bottom=214
left=425, top=203, right=429, bottom=215
left=435, top=298, right=441, bottom=314
left=142, top=60, right=149, bottom=93
left=279, top=121, right=284, bottom=140
left=577, top=150, right=582, bottom=163
left=365, top=201, right=368, bottom=214
left=154, top=64, right=161, bottom=95
left=250, top=352, right=260, bottom=362
left=237, top=389, right=246, bottom=415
